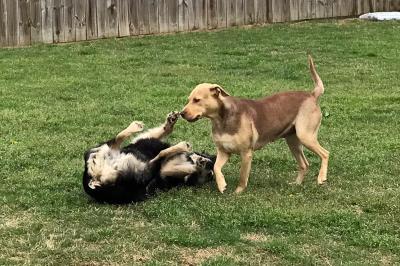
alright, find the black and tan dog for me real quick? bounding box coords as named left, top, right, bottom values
left=181, top=56, right=329, bottom=193
left=83, top=112, right=215, bottom=203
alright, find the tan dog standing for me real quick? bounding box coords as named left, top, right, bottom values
left=181, top=56, right=329, bottom=193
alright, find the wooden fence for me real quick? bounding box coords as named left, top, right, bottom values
left=0, top=0, right=399, bottom=48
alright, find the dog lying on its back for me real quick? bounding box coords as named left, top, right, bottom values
left=83, top=112, right=215, bottom=204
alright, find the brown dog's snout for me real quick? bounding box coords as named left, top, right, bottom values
left=180, top=110, right=187, bottom=119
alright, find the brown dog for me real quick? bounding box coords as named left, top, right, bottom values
left=181, top=56, right=329, bottom=193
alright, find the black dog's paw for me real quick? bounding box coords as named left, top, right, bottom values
left=166, top=111, right=180, bottom=125
left=196, top=157, right=209, bottom=169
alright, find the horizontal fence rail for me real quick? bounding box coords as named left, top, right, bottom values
left=0, top=0, right=399, bottom=48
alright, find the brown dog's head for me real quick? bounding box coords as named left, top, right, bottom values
left=181, top=83, right=230, bottom=122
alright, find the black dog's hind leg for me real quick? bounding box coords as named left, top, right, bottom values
left=109, top=121, right=144, bottom=150
left=149, top=141, right=192, bottom=164
left=131, top=111, right=180, bottom=143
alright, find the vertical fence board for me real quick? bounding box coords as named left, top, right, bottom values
left=149, top=0, right=159, bottom=33
left=289, top=0, right=299, bottom=21
left=167, top=0, right=178, bottom=32
left=6, top=0, right=18, bottom=46
left=357, top=0, right=374, bottom=13
left=159, top=0, right=168, bottom=32
left=208, top=0, right=217, bottom=29
left=271, top=0, right=290, bottom=22
left=178, top=0, right=188, bottom=31
left=18, top=0, right=30, bottom=46
left=30, top=0, right=42, bottom=44
left=104, top=0, right=117, bottom=37
left=63, top=0, right=74, bottom=42
left=75, top=0, right=87, bottom=41
left=0, top=0, right=7, bottom=46
left=41, top=0, right=53, bottom=43
left=139, top=0, right=150, bottom=34
left=118, top=0, right=129, bottom=36
left=87, top=0, right=97, bottom=39
left=336, top=0, right=356, bottom=16
left=227, top=0, right=235, bottom=26
left=197, top=0, right=207, bottom=29
left=52, top=0, right=63, bottom=43
left=298, top=0, right=314, bottom=19
left=235, top=0, right=244, bottom=25
left=187, top=0, right=195, bottom=30
left=391, top=0, right=400, bottom=11
left=96, top=0, right=105, bottom=37
left=316, top=0, right=333, bottom=18
left=245, top=0, right=255, bottom=24
left=128, top=0, right=139, bottom=35
left=256, top=0, right=267, bottom=23
left=217, top=0, right=226, bottom=27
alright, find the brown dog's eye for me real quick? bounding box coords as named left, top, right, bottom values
left=193, top=98, right=200, bottom=103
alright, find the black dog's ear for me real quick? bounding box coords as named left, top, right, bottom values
left=210, top=85, right=230, bottom=97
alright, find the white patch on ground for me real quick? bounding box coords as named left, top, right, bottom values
left=359, top=12, right=400, bottom=21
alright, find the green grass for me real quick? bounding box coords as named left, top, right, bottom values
left=1, top=19, right=400, bottom=265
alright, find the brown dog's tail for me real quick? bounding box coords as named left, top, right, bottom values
left=308, top=55, right=324, bottom=99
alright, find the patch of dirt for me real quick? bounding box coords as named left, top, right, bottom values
left=180, top=246, right=232, bottom=266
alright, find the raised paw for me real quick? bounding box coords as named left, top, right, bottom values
left=196, top=157, right=209, bottom=168
left=166, top=111, right=180, bottom=125
left=127, top=121, right=144, bottom=133
left=177, top=141, right=192, bottom=152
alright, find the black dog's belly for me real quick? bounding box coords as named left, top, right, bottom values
left=83, top=138, right=215, bottom=204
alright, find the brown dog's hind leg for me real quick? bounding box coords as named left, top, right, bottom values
left=286, top=135, right=309, bottom=184
left=111, top=121, right=144, bottom=150
left=214, top=149, right=230, bottom=193
left=132, top=112, right=180, bottom=143
left=295, top=103, right=329, bottom=185
left=235, top=150, right=253, bottom=194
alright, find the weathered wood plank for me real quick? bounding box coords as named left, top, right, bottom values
left=187, top=0, right=195, bottom=30
left=298, top=0, right=314, bottom=19
left=149, top=0, right=159, bottom=33
left=178, top=0, right=187, bottom=31
left=315, top=0, right=333, bottom=19
left=336, top=0, right=356, bottom=17
left=357, top=0, right=375, bottom=14
left=289, top=0, right=299, bottom=21
left=196, top=0, right=207, bottom=29
left=118, top=0, right=129, bottom=36
left=271, top=0, right=290, bottom=22
left=87, top=0, right=97, bottom=39
left=236, top=0, right=245, bottom=25
left=96, top=0, right=105, bottom=38
left=41, top=0, right=53, bottom=43
left=226, top=0, right=235, bottom=26
left=29, top=0, right=42, bottom=44
left=0, top=0, right=7, bottom=46
left=128, top=0, right=139, bottom=35
left=62, top=0, right=74, bottom=42
left=256, top=0, right=267, bottom=23
left=52, top=0, right=63, bottom=43
left=167, top=0, right=178, bottom=32
left=390, top=0, right=400, bottom=11
left=139, top=0, right=150, bottom=34
left=74, top=0, right=87, bottom=41
left=104, top=0, right=117, bottom=37
left=159, top=0, right=168, bottom=32
left=245, top=0, right=256, bottom=24
left=217, top=0, right=226, bottom=28
left=208, top=0, right=218, bottom=29
left=6, top=0, right=18, bottom=46
left=18, top=0, right=31, bottom=46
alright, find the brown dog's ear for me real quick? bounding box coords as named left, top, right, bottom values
left=210, top=85, right=230, bottom=98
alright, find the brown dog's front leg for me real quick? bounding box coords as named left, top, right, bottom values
left=235, top=150, right=253, bottom=194
left=214, top=149, right=230, bottom=193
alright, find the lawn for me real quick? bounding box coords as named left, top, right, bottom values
left=1, top=19, right=399, bottom=265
